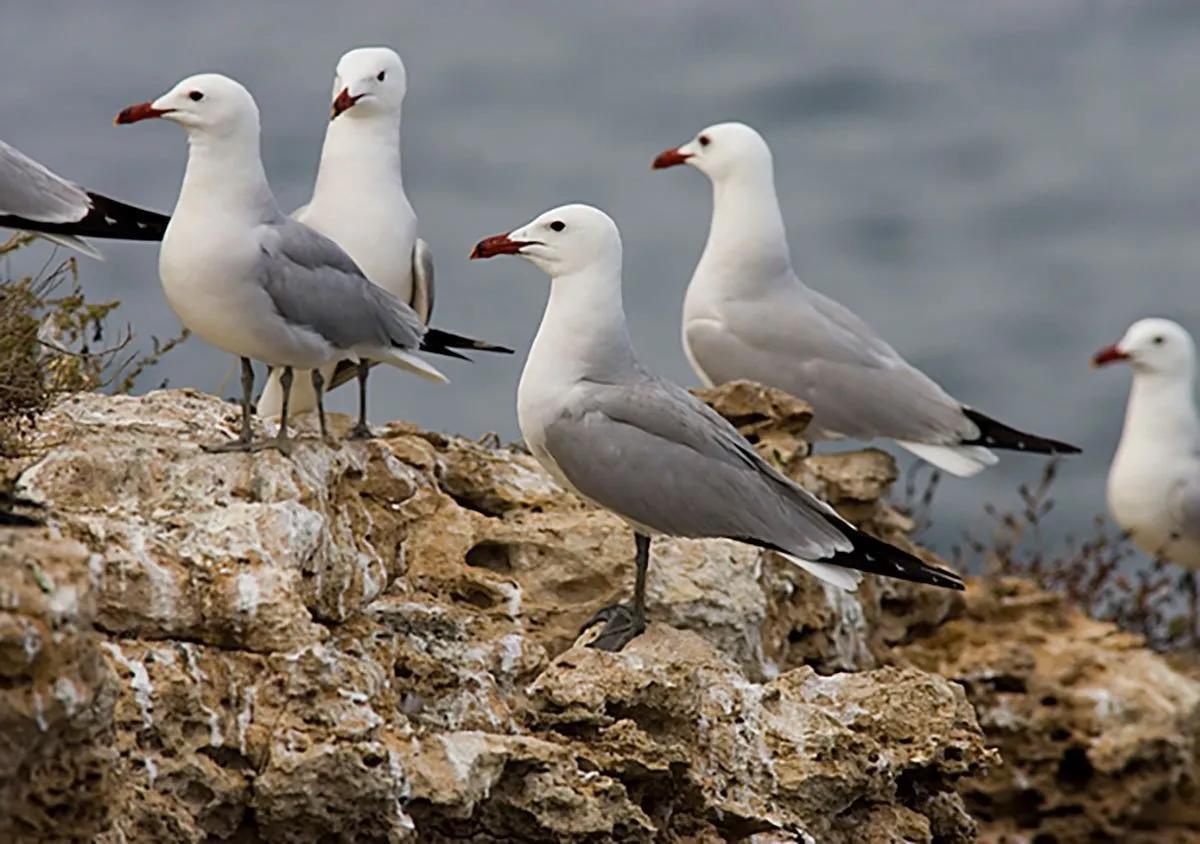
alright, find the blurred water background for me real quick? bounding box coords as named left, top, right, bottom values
left=4, top=0, right=1200, bottom=560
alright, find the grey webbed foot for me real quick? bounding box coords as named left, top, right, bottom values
left=265, top=433, right=295, bottom=456
left=581, top=602, right=646, bottom=652
left=348, top=422, right=374, bottom=440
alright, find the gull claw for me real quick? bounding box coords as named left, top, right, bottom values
left=581, top=602, right=645, bottom=652
left=348, top=422, right=375, bottom=440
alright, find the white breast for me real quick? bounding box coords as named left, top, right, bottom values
left=1107, top=447, right=1198, bottom=564
left=300, top=182, right=416, bottom=304
left=159, top=216, right=331, bottom=369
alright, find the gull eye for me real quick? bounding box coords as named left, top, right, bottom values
left=1153, top=335, right=1165, bottom=345
left=698, top=134, right=711, bottom=147
left=189, top=90, right=204, bottom=102
left=377, top=71, right=386, bottom=81
left=550, top=221, right=565, bottom=232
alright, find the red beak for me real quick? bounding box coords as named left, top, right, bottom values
left=652, top=148, right=693, bottom=170
left=330, top=88, right=363, bottom=120
left=470, top=233, right=538, bottom=260
left=1092, top=344, right=1130, bottom=367
left=114, top=102, right=173, bottom=125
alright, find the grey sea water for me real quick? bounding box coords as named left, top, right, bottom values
left=4, top=1, right=1199, bottom=559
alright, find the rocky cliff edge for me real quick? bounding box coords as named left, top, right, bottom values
left=1, top=386, right=1197, bottom=843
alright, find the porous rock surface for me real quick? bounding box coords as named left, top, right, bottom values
left=0, top=385, right=1195, bottom=842
left=903, top=577, right=1200, bottom=843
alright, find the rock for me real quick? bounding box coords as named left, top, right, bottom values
left=0, top=387, right=991, bottom=842
left=0, top=531, right=117, bottom=840
left=693, top=379, right=814, bottom=471
left=17, top=386, right=1200, bottom=841
left=901, top=577, right=1200, bottom=841
left=529, top=626, right=992, bottom=842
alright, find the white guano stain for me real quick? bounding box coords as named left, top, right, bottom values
left=102, top=642, right=154, bottom=728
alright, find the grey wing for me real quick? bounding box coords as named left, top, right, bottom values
left=1168, top=468, right=1200, bottom=542
left=410, top=238, right=435, bottom=324
left=541, top=376, right=853, bottom=560
left=257, top=219, right=425, bottom=352
left=0, top=140, right=89, bottom=223
left=691, top=283, right=973, bottom=443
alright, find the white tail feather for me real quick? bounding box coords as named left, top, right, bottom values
left=257, top=350, right=447, bottom=420
left=256, top=362, right=337, bottom=418
left=37, top=232, right=103, bottom=260
left=382, top=349, right=448, bottom=383
left=895, top=440, right=997, bottom=477
left=782, top=554, right=862, bottom=592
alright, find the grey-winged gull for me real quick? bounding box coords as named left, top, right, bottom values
left=257, top=47, right=508, bottom=432
left=653, top=121, right=1080, bottom=477
left=115, top=73, right=500, bottom=452
left=1094, top=318, right=1200, bottom=571
left=471, top=203, right=963, bottom=651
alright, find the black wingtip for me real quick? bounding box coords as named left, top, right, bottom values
left=0, top=192, right=170, bottom=243
left=743, top=522, right=964, bottom=591
left=823, top=518, right=965, bottom=591
left=422, top=327, right=514, bottom=356
left=0, top=492, right=45, bottom=528
left=961, top=408, right=1082, bottom=456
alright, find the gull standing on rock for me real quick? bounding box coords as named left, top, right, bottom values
left=1093, top=318, right=1200, bottom=572
left=1, top=139, right=169, bottom=258
left=471, top=204, right=963, bottom=651
left=115, top=73, right=491, bottom=453
left=653, top=121, right=1080, bottom=477
left=257, top=47, right=510, bottom=434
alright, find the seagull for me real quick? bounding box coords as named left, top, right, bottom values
left=258, top=46, right=509, bottom=434
left=652, top=121, right=1081, bottom=477
left=1093, top=318, right=1200, bottom=572
left=470, top=203, right=963, bottom=651
left=256, top=46, right=424, bottom=428
left=115, top=73, right=499, bottom=453
left=0, top=139, right=169, bottom=258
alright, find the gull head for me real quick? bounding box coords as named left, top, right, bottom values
left=115, top=73, right=259, bottom=137
left=330, top=47, right=407, bottom=120
left=471, top=204, right=622, bottom=277
left=1093, top=318, right=1196, bottom=377
left=652, top=121, right=773, bottom=182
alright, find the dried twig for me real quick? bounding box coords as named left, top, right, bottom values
left=964, top=459, right=1191, bottom=650
left=1, top=242, right=189, bottom=454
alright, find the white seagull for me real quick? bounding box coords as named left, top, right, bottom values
left=0, top=139, right=168, bottom=258
left=471, top=203, right=963, bottom=651
left=257, top=46, right=508, bottom=434
left=653, top=121, right=1080, bottom=477
left=1093, top=318, right=1200, bottom=571
left=115, top=73, right=497, bottom=452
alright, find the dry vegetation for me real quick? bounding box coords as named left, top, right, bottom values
left=0, top=234, right=188, bottom=456
left=898, top=459, right=1195, bottom=651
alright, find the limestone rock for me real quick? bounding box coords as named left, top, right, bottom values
left=0, top=388, right=989, bottom=842
left=0, top=531, right=117, bottom=839
left=693, top=379, right=814, bottom=470
left=901, top=577, right=1200, bottom=841
left=529, top=626, right=992, bottom=842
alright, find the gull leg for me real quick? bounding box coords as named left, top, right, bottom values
left=202, top=357, right=260, bottom=453
left=311, top=368, right=331, bottom=444
left=267, top=366, right=295, bottom=455
left=349, top=360, right=373, bottom=439
left=583, top=532, right=650, bottom=651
